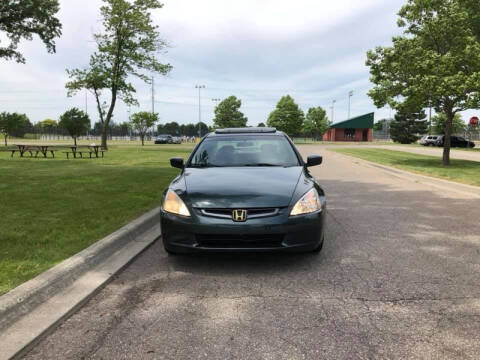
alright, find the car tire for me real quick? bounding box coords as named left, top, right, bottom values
left=311, top=234, right=325, bottom=254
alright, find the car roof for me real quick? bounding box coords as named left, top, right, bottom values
left=208, top=127, right=283, bottom=137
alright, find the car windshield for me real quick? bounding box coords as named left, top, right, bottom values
left=188, top=135, right=300, bottom=167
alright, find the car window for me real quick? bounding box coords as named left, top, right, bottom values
left=188, top=135, right=300, bottom=167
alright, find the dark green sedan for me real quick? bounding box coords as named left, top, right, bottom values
left=160, top=127, right=326, bottom=254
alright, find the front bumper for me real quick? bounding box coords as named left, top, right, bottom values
left=160, top=207, right=326, bottom=253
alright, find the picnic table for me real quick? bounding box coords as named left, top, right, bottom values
left=63, top=145, right=106, bottom=159
left=11, top=144, right=58, bottom=158
left=10, top=144, right=107, bottom=159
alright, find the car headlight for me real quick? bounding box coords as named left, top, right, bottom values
left=290, top=188, right=322, bottom=216
left=162, top=189, right=191, bottom=217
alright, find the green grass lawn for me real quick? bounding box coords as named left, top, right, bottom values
left=331, top=148, right=480, bottom=186
left=0, top=143, right=194, bottom=295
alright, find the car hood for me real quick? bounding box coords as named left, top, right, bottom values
left=183, top=167, right=303, bottom=208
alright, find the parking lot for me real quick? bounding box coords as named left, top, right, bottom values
left=24, top=146, right=480, bottom=360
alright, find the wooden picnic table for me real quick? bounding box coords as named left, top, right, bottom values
left=10, top=144, right=107, bottom=159
left=12, top=144, right=58, bottom=158
left=64, top=145, right=106, bottom=159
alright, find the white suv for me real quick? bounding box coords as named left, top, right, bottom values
left=420, top=135, right=440, bottom=146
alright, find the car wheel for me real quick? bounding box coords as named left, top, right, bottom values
left=311, top=234, right=325, bottom=254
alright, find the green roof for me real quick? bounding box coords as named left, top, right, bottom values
left=330, top=112, right=374, bottom=129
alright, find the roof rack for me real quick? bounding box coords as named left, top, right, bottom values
left=215, top=127, right=277, bottom=134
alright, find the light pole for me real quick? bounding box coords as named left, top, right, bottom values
left=195, top=85, right=206, bottom=136
left=330, top=99, right=336, bottom=123
left=348, top=90, right=354, bottom=119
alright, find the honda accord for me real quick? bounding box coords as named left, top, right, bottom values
left=160, top=127, right=326, bottom=254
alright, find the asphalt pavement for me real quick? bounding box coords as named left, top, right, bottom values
left=24, top=147, right=480, bottom=360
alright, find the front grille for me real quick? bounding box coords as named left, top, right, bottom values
left=199, top=207, right=280, bottom=220
left=196, top=233, right=284, bottom=248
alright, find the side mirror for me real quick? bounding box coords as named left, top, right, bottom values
left=306, top=155, right=322, bottom=167
left=170, top=157, right=184, bottom=169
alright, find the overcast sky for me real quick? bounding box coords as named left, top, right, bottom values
left=4, top=0, right=473, bottom=127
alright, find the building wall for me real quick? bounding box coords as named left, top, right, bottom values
left=322, top=128, right=372, bottom=142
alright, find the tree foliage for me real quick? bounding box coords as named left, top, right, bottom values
left=0, top=0, right=62, bottom=63
left=432, top=113, right=465, bottom=135
left=267, top=95, right=304, bottom=137
left=303, top=106, right=330, bottom=139
left=390, top=108, right=428, bottom=144
left=59, top=108, right=90, bottom=146
left=0, top=112, right=30, bottom=146
left=130, top=111, right=157, bottom=146
left=366, top=0, right=480, bottom=165
left=39, top=119, right=57, bottom=130
left=66, top=0, right=172, bottom=149
left=213, top=96, right=248, bottom=128
left=373, top=119, right=388, bottom=131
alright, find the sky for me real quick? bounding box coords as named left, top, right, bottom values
left=3, top=0, right=474, bottom=127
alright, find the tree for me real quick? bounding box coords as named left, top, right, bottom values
left=267, top=95, right=304, bottom=137
left=39, top=119, right=57, bottom=133
left=304, top=106, right=330, bottom=139
left=195, top=122, right=209, bottom=136
left=213, top=96, right=248, bottom=128
left=130, top=111, right=157, bottom=146
left=366, top=0, right=480, bottom=165
left=0, top=112, right=30, bottom=146
left=373, top=119, right=387, bottom=131
left=163, top=122, right=180, bottom=135
left=0, top=0, right=62, bottom=63
left=389, top=108, right=428, bottom=144
left=257, top=122, right=266, bottom=127
left=432, top=113, right=465, bottom=135
left=58, top=108, right=90, bottom=146
left=66, top=0, right=172, bottom=149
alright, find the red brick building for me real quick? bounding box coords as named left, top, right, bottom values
left=323, top=113, right=374, bottom=142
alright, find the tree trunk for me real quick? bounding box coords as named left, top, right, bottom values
left=443, top=110, right=453, bottom=166
left=141, top=135, right=145, bottom=146
left=101, top=88, right=118, bottom=150
left=74, top=136, right=77, bottom=146
left=4, top=135, right=7, bottom=146
left=101, top=127, right=108, bottom=150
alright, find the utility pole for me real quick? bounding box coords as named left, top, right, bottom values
left=195, top=85, right=205, bottom=136
left=85, top=89, right=88, bottom=114
left=330, top=99, right=336, bottom=123
left=151, top=77, right=155, bottom=114
left=429, top=102, right=432, bottom=135
left=348, top=90, right=354, bottom=119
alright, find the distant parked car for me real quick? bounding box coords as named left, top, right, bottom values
left=171, top=136, right=182, bottom=144
left=155, top=135, right=173, bottom=144
left=420, top=135, right=441, bottom=146
left=434, top=135, right=475, bottom=148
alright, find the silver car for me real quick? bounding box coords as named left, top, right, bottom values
left=420, top=135, right=441, bottom=146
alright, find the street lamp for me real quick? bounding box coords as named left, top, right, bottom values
left=195, top=85, right=206, bottom=136
left=348, top=90, right=354, bottom=119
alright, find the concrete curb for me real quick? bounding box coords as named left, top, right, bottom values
left=0, top=207, right=161, bottom=360
left=330, top=150, right=480, bottom=198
